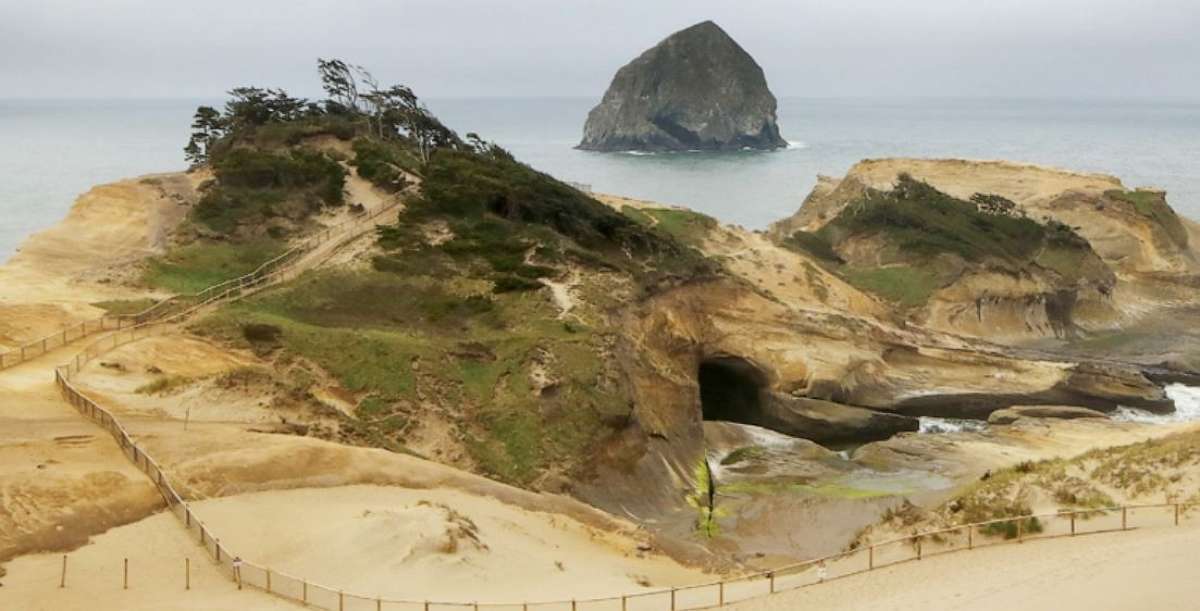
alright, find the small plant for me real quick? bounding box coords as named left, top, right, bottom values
left=135, top=375, right=194, bottom=395
left=720, top=446, right=767, bottom=466
left=686, top=456, right=721, bottom=538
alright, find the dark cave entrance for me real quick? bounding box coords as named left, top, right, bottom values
left=698, top=356, right=769, bottom=425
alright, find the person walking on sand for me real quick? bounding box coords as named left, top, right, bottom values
left=232, top=554, right=244, bottom=588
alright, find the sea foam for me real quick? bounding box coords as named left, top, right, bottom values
left=1113, top=384, right=1200, bottom=423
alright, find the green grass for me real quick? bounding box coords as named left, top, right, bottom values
left=783, top=230, right=843, bottom=264
left=1035, top=246, right=1093, bottom=280
left=197, top=307, right=419, bottom=400
left=643, top=208, right=719, bottom=247
left=1108, top=189, right=1165, bottom=217
left=1106, top=189, right=1189, bottom=248
left=805, top=176, right=1111, bottom=307
left=144, top=238, right=286, bottom=294
left=91, top=298, right=159, bottom=316
left=843, top=265, right=942, bottom=308
left=620, top=206, right=655, bottom=227
left=194, top=266, right=627, bottom=487
left=720, top=446, right=767, bottom=466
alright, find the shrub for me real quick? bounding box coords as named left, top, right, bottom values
left=135, top=375, right=193, bottom=395
left=785, top=230, right=843, bottom=263
left=413, top=150, right=715, bottom=281
left=351, top=138, right=417, bottom=192
left=493, top=275, right=544, bottom=294
left=242, top=323, right=282, bottom=343
left=214, top=149, right=345, bottom=204
left=823, top=174, right=1050, bottom=264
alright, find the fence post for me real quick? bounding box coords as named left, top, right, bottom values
left=968, top=525, right=974, bottom=550
left=916, top=538, right=922, bottom=560
left=1017, top=519, right=1023, bottom=542
left=186, top=558, right=190, bottom=590
left=1176, top=503, right=1181, bottom=526
left=124, top=557, right=129, bottom=589
left=671, top=587, right=677, bottom=610
left=376, top=597, right=382, bottom=611
left=267, top=569, right=272, bottom=593
left=1071, top=512, right=1076, bottom=536
left=621, top=595, right=627, bottom=611
left=1122, top=506, right=1128, bottom=530
left=303, top=580, right=308, bottom=603
left=60, top=555, right=67, bottom=588
left=769, top=571, right=775, bottom=594
left=869, top=545, right=874, bottom=570
left=719, top=580, right=725, bottom=605
left=340, top=590, right=345, bottom=611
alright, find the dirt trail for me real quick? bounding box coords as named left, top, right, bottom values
left=0, top=342, right=162, bottom=567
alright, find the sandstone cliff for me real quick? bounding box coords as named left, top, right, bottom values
left=768, top=159, right=1200, bottom=340
left=579, top=21, right=787, bottom=152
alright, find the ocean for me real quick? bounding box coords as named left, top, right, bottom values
left=3, top=97, right=1200, bottom=260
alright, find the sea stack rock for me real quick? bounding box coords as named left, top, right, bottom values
left=579, top=21, right=787, bottom=153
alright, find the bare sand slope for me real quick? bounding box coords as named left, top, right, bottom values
left=730, top=521, right=1200, bottom=611
left=0, top=510, right=303, bottom=611
left=0, top=345, right=162, bottom=566
left=0, top=172, right=198, bottom=348
left=187, top=485, right=704, bottom=603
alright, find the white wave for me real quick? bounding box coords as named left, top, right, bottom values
left=786, top=141, right=808, bottom=150
left=619, top=150, right=655, bottom=156
left=918, top=416, right=988, bottom=434
left=1113, top=384, right=1200, bottom=424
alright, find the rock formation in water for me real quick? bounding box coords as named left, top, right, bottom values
left=578, top=21, right=787, bottom=152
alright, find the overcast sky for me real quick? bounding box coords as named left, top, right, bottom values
left=2, top=0, right=1198, bottom=100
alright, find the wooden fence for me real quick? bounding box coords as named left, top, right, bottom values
left=1, top=199, right=400, bottom=371
left=40, top=191, right=1200, bottom=610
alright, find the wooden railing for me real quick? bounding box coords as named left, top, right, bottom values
left=41, top=191, right=1197, bottom=610
left=51, top=353, right=1200, bottom=611
left=1, top=199, right=400, bottom=371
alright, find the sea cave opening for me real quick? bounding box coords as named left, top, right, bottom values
left=698, top=356, right=769, bottom=425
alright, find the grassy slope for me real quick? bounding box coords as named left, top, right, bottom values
left=782, top=175, right=1108, bottom=309
left=189, top=146, right=715, bottom=487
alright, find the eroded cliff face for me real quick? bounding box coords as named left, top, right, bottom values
left=579, top=21, right=787, bottom=152
left=579, top=274, right=1171, bottom=521
left=767, top=159, right=1199, bottom=340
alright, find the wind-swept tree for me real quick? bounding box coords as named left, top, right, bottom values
left=318, top=58, right=364, bottom=113
left=184, top=105, right=224, bottom=166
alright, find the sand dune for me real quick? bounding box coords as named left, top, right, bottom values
left=187, top=485, right=705, bottom=604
